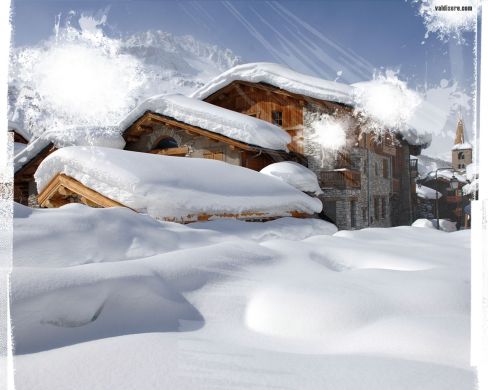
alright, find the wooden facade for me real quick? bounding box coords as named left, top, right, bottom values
left=204, top=80, right=351, bottom=155
left=122, top=110, right=292, bottom=171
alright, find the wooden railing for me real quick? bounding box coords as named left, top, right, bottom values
left=319, top=169, right=361, bottom=189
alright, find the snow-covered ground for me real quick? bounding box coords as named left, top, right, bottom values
left=12, top=203, right=474, bottom=390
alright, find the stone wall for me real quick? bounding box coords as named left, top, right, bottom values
left=126, top=124, right=243, bottom=165
left=303, top=104, right=394, bottom=230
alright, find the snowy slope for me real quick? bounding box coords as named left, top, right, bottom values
left=12, top=204, right=474, bottom=389
left=119, top=94, right=291, bottom=150
left=35, top=147, right=322, bottom=220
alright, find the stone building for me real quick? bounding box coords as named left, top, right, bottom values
left=451, top=117, right=472, bottom=170
left=192, top=63, right=423, bottom=229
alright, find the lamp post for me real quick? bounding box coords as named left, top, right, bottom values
left=431, top=168, right=459, bottom=230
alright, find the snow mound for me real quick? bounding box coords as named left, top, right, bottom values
left=260, top=161, right=323, bottom=195
left=12, top=205, right=473, bottom=388
left=35, top=147, right=322, bottom=220
left=42, top=126, right=125, bottom=149
left=190, top=217, right=336, bottom=241
left=412, top=218, right=457, bottom=232
left=118, top=93, right=291, bottom=151
left=13, top=203, right=221, bottom=267
left=190, top=62, right=354, bottom=105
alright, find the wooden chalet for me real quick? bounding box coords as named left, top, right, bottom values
left=194, top=70, right=422, bottom=230
left=121, top=110, right=295, bottom=171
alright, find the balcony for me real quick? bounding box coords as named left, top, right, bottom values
left=319, top=169, right=361, bottom=189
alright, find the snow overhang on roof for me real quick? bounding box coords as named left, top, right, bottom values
left=35, top=147, right=322, bottom=221
left=119, top=93, right=291, bottom=151
left=190, top=62, right=354, bottom=106
left=8, top=120, right=32, bottom=143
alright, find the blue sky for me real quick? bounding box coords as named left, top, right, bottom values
left=10, top=0, right=477, bottom=157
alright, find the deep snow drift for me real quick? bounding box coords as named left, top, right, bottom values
left=12, top=203, right=474, bottom=390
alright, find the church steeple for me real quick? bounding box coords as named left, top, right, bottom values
left=454, top=117, right=465, bottom=145
left=451, top=114, right=472, bottom=170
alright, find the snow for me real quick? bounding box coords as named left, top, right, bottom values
left=466, top=163, right=478, bottom=181
left=452, top=142, right=472, bottom=150
left=352, top=71, right=431, bottom=147
left=14, top=137, right=51, bottom=173
left=119, top=93, right=291, bottom=151
left=462, top=179, right=478, bottom=196
left=416, top=184, right=442, bottom=200
left=35, top=147, right=322, bottom=220
left=9, top=10, right=241, bottom=138
left=412, top=218, right=458, bottom=232
left=190, top=62, right=354, bottom=105
left=260, top=161, right=323, bottom=195
left=14, top=142, right=27, bottom=155
left=8, top=120, right=32, bottom=141
left=12, top=203, right=474, bottom=389
left=42, top=126, right=125, bottom=149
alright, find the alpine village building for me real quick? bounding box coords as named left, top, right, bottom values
left=13, top=63, right=426, bottom=230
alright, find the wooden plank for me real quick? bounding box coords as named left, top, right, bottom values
left=38, top=173, right=126, bottom=209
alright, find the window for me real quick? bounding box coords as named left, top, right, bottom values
left=382, top=159, right=389, bottom=178
left=272, top=111, right=283, bottom=127
left=362, top=207, right=367, bottom=222
left=153, top=137, right=178, bottom=150
left=381, top=197, right=387, bottom=219
left=374, top=162, right=379, bottom=176
left=374, top=197, right=380, bottom=221
left=458, top=151, right=465, bottom=160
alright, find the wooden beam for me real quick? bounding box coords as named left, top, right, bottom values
left=38, top=174, right=126, bottom=209
left=146, top=112, right=259, bottom=152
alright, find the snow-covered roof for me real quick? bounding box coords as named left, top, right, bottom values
left=451, top=142, right=472, bottom=151
left=42, top=126, right=125, bottom=149
left=119, top=93, right=291, bottom=151
left=8, top=120, right=32, bottom=142
left=14, top=137, right=52, bottom=173
left=260, top=162, right=323, bottom=196
left=35, top=147, right=322, bottom=220
left=416, top=184, right=442, bottom=200
left=190, top=62, right=354, bottom=105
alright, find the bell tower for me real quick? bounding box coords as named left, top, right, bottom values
left=451, top=116, right=472, bottom=171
